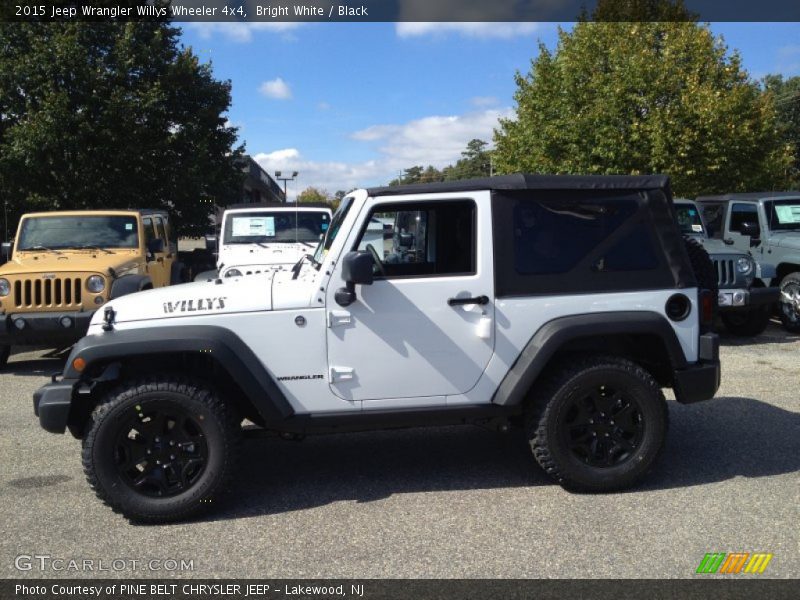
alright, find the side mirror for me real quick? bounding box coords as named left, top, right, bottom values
left=398, top=233, right=414, bottom=248
left=1, top=242, right=11, bottom=263
left=147, top=238, right=165, bottom=257
left=739, top=222, right=760, bottom=239
left=205, top=235, right=217, bottom=253
left=335, top=251, right=375, bottom=307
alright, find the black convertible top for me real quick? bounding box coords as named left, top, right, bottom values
left=367, top=174, right=671, bottom=197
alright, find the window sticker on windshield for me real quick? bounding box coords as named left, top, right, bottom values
left=692, top=224, right=703, bottom=232
left=232, top=216, right=275, bottom=237
left=125, top=223, right=133, bottom=230
left=775, top=205, right=800, bottom=224
left=321, top=223, right=329, bottom=231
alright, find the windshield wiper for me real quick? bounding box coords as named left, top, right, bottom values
left=290, top=253, right=320, bottom=280
left=72, top=244, right=113, bottom=254
left=21, top=245, right=62, bottom=254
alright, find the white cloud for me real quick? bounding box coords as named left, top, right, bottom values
left=351, top=109, right=511, bottom=168
left=776, top=44, right=800, bottom=75
left=470, top=96, right=499, bottom=107
left=186, top=22, right=303, bottom=43
left=396, top=22, right=541, bottom=39
left=317, top=101, right=331, bottom=111
left=252, top=108, right=510, bottom=199
left=259, top=78, right=292, bottom=100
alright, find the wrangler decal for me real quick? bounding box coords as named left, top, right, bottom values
left=163, top=297, right=227, bottom=314
left=277, top=374, right=325, bottom=381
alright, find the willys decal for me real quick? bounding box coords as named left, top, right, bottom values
left=163, top=297, right=227, bottom=314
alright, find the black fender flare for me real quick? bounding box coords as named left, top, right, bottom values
left=64, top=326, right=294, bottom=425
left=170, top=260, right=186, bottom=285
left=109, top=274, right=152, bottom=299
left=492, top=311, right=688, bottom=406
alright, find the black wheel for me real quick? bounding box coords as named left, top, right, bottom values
left=778, top=272, right=800, bottom=333
left=720, top=307, right=771, bottom=337
left=0, top=345, right=9, bottom=369
left=526, top=355, right=668, bottom=492
left=82, top=375, right=241, bottom=523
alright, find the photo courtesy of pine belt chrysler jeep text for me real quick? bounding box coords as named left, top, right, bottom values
left=33, top=175, right=721, bottom=523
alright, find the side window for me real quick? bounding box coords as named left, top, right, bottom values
left=142, top=218, right=155, bottom=245
left=699, top=204, right=725, bottom=239
left=729, top=203, right=759, bottom=233
left=154, top=216, right=168, bottom=243
left=513, top=199, right=639, bottom=275
left=354, top=200, right=475, bottom=278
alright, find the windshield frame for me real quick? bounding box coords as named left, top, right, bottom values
left=765, top=198, right=800, bottom=232
left=221, top=210, right=331, bottom=245
left=313, top=197, right=354, bottom=265
left=15, top=214, right=140, bottom=252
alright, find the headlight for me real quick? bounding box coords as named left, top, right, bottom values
left=0, top=278, right=9, bottom=297
left=86, top=275, right=105, bottom=293
left=736, top=257, right=754, bottom=275
left=225, top=268, right=243, bottom=278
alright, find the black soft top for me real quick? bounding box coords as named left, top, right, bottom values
left=367, top=174, right=671, bottom=197
left=696, top=192, right=800, bottom=203
left=226, top=201, right=331, bottom=210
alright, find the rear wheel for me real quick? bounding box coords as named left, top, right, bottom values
left=778, top=272, right=800, bottom=333
left=82, top=375, right=241, bottom=523
left=526, top=355, right=668, bottom=492
left=721, top=307, right=771, bottom=337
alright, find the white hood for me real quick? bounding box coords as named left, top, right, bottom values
left=218, top=242, right=317, bottom=274
left=92, top=274, right=274, bottom=327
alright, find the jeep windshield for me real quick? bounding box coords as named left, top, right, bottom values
left=766, top=199, right=800, bottom=231
left=223, top=211, right=331, bottom=245
left=17, top=215, right=139, bottom=250
left=674, top=203, right=706, bottom=236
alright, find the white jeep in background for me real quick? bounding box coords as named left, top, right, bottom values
left=34, top=174, right=721, bottom=523
left=198, top=202, right=332, bottom=280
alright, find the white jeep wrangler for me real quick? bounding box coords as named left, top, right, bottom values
left=34, top=175, right=721, bottom=522
left=204, top=202, right=332, bottom=279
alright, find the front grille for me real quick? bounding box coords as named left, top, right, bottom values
left=13, top=277, right=83, bottom=308
left=713, top=259, right=735, bottom=287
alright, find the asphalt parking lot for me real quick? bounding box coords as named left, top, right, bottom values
left=1, top=321, right=798, bottom=579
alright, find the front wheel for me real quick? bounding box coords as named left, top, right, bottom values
left=526, top=356, right=668, bottom=492
left=720, top=306, right=771, bottom=337
left=82, top=375, right=241, bottom=523
left=778, top=272, right=800, bottom=333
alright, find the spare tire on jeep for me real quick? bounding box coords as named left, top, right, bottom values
left=683, top=236, right=717, bottom=327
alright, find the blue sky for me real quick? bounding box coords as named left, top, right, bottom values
left=179, top=22, right=800, bottom=199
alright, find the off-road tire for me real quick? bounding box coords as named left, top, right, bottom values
left=525, top=355, right=668, bottom=492
left=0, top=345, right=10, bottom=369
left=82, top=375, right=241, bottom=523
left=778, top=272, right=800, bottom=333
left=683, top=237, right=718, bottom=324
left=720, top=307, right=771, bottom=337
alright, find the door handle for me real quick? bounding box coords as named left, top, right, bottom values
left=447, top=295, right=489, bottom=306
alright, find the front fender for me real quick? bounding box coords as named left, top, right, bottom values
left=62, top=325, right=293, bottom=426
left=109, top=274, right=152, bottom=299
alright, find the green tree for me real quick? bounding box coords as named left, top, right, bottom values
left=0, top=22, right=243, bottom=237
left=443, top=139, right=492, bottom=180
left=296, top=187, right=331, bottom=204
left=493, top=17, right=792, bottom=197
left=763, top=74, right=800, bottom=188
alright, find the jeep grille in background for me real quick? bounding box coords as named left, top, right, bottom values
left=713, top=259, right=735, bottom=287
left=13, top=278, right=83, bottom=308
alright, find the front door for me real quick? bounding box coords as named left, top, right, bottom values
left=325, top=194, right=495, bottom=404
